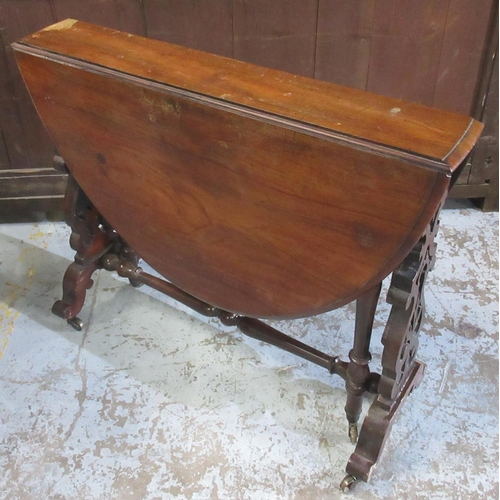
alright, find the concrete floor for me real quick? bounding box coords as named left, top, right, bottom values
left=0, top=200, right=498, bottom=500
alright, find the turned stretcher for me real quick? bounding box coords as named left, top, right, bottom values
left=13, top=20, right=483, bottom=490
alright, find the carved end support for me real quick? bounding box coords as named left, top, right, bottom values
left=342, top=204, right=442, bottom=487
left=52, top=173, right=116, bottom=329
left=345, top=361, right=425, bottom=483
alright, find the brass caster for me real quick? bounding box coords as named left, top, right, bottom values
left=348, top=423, right=358, bottom=444
left=340, top=474, right=359, bottom=492
left=67, top=317, right=83, bottom=331
left=129, top=278, right=143, bottom=288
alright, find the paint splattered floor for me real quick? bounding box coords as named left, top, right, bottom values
left=0, top=200, right=498, bottom=500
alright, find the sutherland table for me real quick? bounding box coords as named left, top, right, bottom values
left=13, top=19, right=483, bottom=490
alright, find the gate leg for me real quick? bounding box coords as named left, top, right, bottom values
left=344, top=282, right=382, bottom=443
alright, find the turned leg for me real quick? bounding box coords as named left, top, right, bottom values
left=344, top=283, right=382, bottom=443
left=341, top=205, right=443, bottom=490
left=52, top=164, right=114, bottom=330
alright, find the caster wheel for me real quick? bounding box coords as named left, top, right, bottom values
left=86, top=279, right=94, bottom=290
left=340, top=474, right=358, bottom=492
left=67, top=317, right=83, bottom=331
left=129, top=278, right=143, bottom=288
left=348, top=423, right=358, bottom=444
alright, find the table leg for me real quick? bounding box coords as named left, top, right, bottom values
left=341, top=206, right=442, bottom=489
left=52, top=173, right=113, bottom=330
left=344, top=283, right=382, bottom=443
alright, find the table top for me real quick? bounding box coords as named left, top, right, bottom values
left=16, top=19, right=482, bottom=172
left=13, top=20, right=483, bottom=318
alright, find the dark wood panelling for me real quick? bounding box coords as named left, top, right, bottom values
left=469, top=53, right=498, bottom=205
left=367, top=0, right=449, bottom=105
left=233, top=0, right=318, bottom=77
left=453, top=161, right=472, bottom=185
left=0, top=196, right=64, bottom=216
left=0, top=27, right=29, bottom=169
left=52, top=0, right=146, bottom=35
left=483, top=176, right=499, bottom=211
left=471, top=1, right=498, bottom=121
left=433, top=0, right=494, bottom=114
left=449, top=3, right=498, bottom=209
left=0, top=0, right=497, bottom=215
left=315, top=0, right=375, bottom=89
left=0, top=169, right=66, bottom=198
left=0, top=94, right=27, bottom=169
left=16, top=99, right=56, bottom=167
left=0, top=129, right=9, bottom=168
left=0, top=0, right=55, bottom=96
left=0, top=0, right=56, bottom=169
left=0, top=168, right=66, bottom=214
left=449, top=183, right=490, bottom=198
left=143, top=0, right=233, bottom=56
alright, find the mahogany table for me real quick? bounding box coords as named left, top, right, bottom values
left=13, top=19, right=483, bottom=490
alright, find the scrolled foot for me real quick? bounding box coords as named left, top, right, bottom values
left=340, top=474, right=359, bottom=492
left=348, top=423, right=358, bottom=444
left=67, top=317, right=84, bottom=331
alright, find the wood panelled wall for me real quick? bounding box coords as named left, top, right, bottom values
left=0, top=0, right=497, bottom=215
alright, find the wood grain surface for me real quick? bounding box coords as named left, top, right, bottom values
left=13, top=21, right=483, bottom=318
left=16, top=20, right=482, bottom=169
